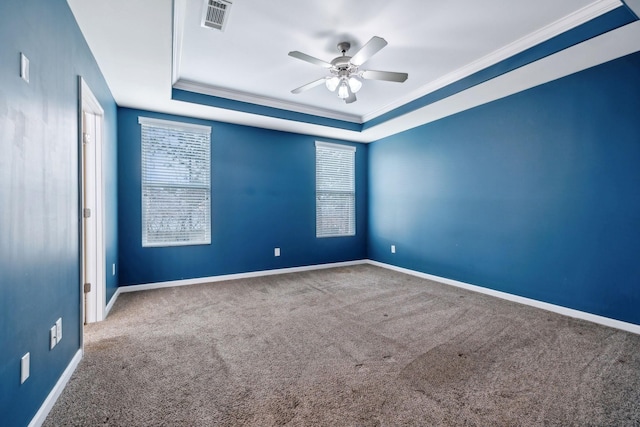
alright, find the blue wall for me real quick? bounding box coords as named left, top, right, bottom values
left=118, top=108, right=367, bottom=285
left=0, top=0, right=118, bottom=425
left=369, top=52, right=640, bottom=325
left=0, top=2, right=636, bottom=424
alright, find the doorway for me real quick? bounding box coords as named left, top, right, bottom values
left=80, top=77, right=105, bottom=324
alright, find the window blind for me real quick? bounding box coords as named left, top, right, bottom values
left=139, top=117, right=211, bottom=247
left=316, top=141, right=356, bottom=238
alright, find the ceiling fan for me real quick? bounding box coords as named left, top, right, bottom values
left=288, top=36, right=408, bottom=104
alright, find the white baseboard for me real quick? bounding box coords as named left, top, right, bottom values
left=110, top=258, right=640, bottom=335
left=367, top=260, right=640, bottom=335
left=118, top=260, right=368, bottom=293
left=28, top=349, right=83, bottom=427
left=29, top=259, right=637, bottom=427
left=105, top=287, right=121, bottom=318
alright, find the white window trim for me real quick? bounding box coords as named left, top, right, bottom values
left=139, top=116, right=212, bottom=247
left=138, top=116, right=211, bottom=134
left=315, top=140, right=356, bottom=238
left=315, top=140, right=357, bottom=153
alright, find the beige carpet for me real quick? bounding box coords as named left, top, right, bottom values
left=45, top=265, right=640, bottom=426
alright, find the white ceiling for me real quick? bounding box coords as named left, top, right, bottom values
left=174, top=0, right=601, bottom=121
left=66, top=0, right=636, bottom=142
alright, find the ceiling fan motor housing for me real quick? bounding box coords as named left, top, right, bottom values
left=337, top=41, right=351, bottom=54
left=330, top=57, right=356, bottom=76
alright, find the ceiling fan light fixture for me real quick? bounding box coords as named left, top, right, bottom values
left=348, top=76, right=362, bottom=93
left=289, top=36, right=408, bottom=103
left=337, top=80, right=350, bottom=99
left=325, top=76, right=340, bottom=92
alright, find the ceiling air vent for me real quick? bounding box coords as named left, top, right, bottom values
left=201, top=0, right=232, bottom=31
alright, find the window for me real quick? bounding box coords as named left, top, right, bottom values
left=139, top=117, right=211, bottom=247
left=315, top=141, right=356, bottom=237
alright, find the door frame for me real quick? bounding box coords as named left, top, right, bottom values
left=79, top=77, right=106, bottom=325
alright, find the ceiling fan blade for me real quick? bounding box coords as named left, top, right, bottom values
left=350, top=36, right=388, bottom=66
left=288, top=51, right=333, bottom=68
left=361, top=70, right=408, bottom=83
left=291, top=78, right=326, bottom=94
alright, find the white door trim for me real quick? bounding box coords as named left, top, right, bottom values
left=79, top=77, right=106, bottom=323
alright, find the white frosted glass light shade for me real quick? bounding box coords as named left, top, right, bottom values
left=325, top=76, right=340, bottom=92
left=348, top=76, right=362, bottom=93
left=337, top=81, right=349, bottom=99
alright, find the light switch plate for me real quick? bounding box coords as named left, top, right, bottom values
left=21, top=353, right=30, bottom=384
left=50, top=325, right=57, bottom=349
left=20, top=53, right=29, bottom=83
left=391, top=245, right=396, bottom=253
left=56, top=318, right=62, bottom=343
left=274, top=247, right=280, bottom=257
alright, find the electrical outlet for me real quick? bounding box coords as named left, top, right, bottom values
left=112, top=263, right=116, bottom=276
left=56, top=318, right=62, bottom=343
left=274, top=247, right=280, bottom=257
left=21, top=353, right=30, bottom=384
left=391, top=245, right=396, bottom=254
left=50, top=325, right=57, bottom=349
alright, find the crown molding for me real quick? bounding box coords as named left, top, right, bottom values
left=362, top=0, right=623, bottom=122
left=172, top=0, right=622, bottom=128
left=366, top=20, right=640, bottom=142
left=172, top=0, right=187, bottom=85
left=173, top=79, right=363, bottom=124
left=171, top=0, right=361, bottom=125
